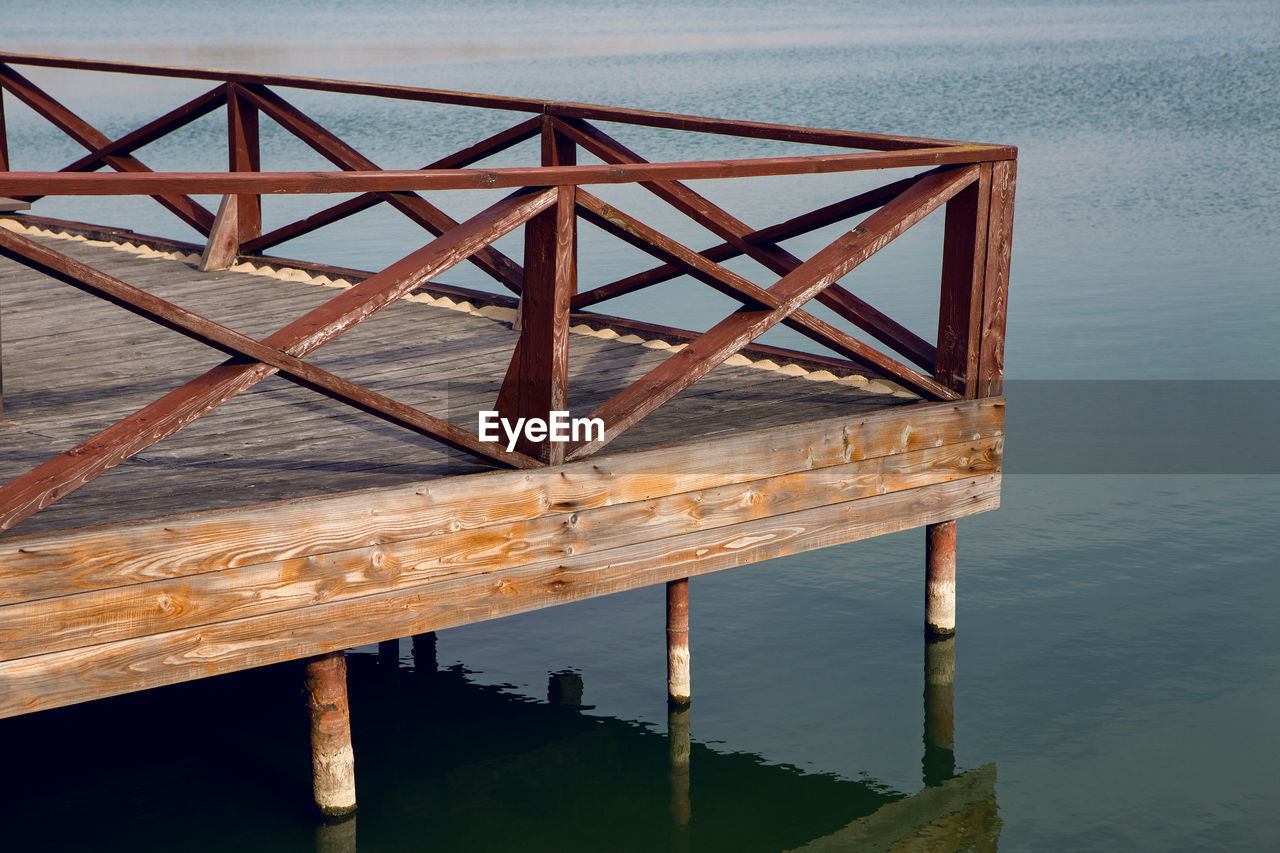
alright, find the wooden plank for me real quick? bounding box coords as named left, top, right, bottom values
left=0, top=437, right=1001, bottom=662
left=978, top=160, right=1015, bottom=397
left=0, top=473, right=1000, bottom=718
left=935, top=164, right=991, bottom=397
left=502, top=119, right=577, bottom=462
left=0, top=188, right=555, bottom=533
left=0, top=398, right=1003, bottom=602
left=0, top=63, right=215, bottom=234
left=197, top=194, right=239, bottom=271
left=0, top=52, right=554, bottom=113
left=545, top=102, right=974, bottom=151
left=568, top=167, right=976, bottom=459
left=226, top=83, right=261, bottom=242
left=0, top=147, right=1016, bottom=199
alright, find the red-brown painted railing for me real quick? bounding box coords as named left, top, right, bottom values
left=0, top=53, right=1015, bottom=534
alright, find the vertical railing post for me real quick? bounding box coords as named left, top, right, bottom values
left=930, top=157, right=1016, bottom=635
left=228, top=82, right=261, bottom=243
left=498, top=114, right=577, bottom=463
left=936, top=163, right=991, bottom=398
left=978, top=159, right=1015, bottom=397
left=0, top=86, right=8, bottom=423
left=200, top=83, right=260, bottom=271
left=0, top=86, right=10, bottom=173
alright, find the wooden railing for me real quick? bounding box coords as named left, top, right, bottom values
left=0, top=53, right=1015, bottom=533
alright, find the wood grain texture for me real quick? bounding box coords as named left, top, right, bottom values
left=936, top=164, right=991, bottom=397
left=52, top=85, right=227, bottom=188
left=0, top=188, right=553, bottom=532
left=0, top=397, right=1003, bottom=603
left=503, top=118, right=577, bottom=461
left=0, top=473, right=1000, bottom=718
left=978, top=160, right=1016, bottom=397
left=197, top=193, right=239, bottom=271
left=0, top=147, right=1015, bottom=199
left=0, top=227, right=539, bottom=469
left=0, top=436, right=1001, bottom=661
left=226, top=83, right=261, bottom=242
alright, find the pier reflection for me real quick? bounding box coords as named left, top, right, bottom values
left=0, top=636, right=998, bottom=852
left=923, top=635, right=957, bottom=788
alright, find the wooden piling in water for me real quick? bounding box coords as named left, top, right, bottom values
left=304, top=651, right=357, bottom=819
left=925, top=520, right=957, bottom=637
left=666, top=578, right=691, bottom=707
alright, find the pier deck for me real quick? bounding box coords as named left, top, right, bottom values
left=2, top=223, right=925, bottom=538
left=0, top=220, right=1002, bottom=719
left=0, top=53, right=1013, bottom=817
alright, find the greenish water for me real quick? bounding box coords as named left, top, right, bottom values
left=2, top=1, right=1278, bottom=850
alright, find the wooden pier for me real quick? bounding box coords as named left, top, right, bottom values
left=0, top=53, right=1013, bottom=818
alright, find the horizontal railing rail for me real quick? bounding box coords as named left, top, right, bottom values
left=0, top=54, right=1015, bottom=535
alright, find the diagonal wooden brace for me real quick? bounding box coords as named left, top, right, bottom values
left=554, top=117, right=938, bottom=371
left=575, top=189, right=958, bottom=401
left=565, top=166, right=977, bottom=460
left=239, top=84, right=526, bottom=293
left=0, top=63, right=216, bottom=234
left=241, top=117, right=542, bottom=255
left=0, top=187, right=555, bottom=532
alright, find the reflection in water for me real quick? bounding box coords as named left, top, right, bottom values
left=411, top=631, right=438, bottom=675
left=314, top=815, right=357, bottom=853
left=1, top=636, right=998, bottom=852
left=668, top=705, right=692, bottom=829
left=546, top=670, right=586, bottom=709
left=923, top=635, right=957, bottom=788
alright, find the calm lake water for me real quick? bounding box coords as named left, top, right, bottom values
left=2, top=1, right=1278, bottom=850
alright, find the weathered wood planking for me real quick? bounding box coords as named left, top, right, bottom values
left=1, top=228, right=925, bottom=537
left=0, top=473, right=999, bottom=718
left=0, top=436, right=1002, bottom=660
left=0, top=397, right=1003, bottom=603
